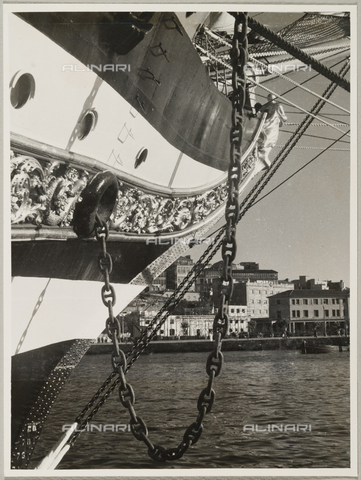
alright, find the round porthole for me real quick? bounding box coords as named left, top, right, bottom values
left=134, top=147, right=148, bottom=169
left=78, top=109, right=98, bottom=140
left=10, top=72, right=35, bottom=109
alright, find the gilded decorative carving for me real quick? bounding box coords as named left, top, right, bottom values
left=11, top=149, right=258, bottom=234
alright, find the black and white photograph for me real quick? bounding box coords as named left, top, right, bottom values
left=3, top=3, right=357, bottom=477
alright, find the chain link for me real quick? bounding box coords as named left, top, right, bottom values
left=112, top=13, right=248, bottom=462
left=66, top=13, right=249, bottom=463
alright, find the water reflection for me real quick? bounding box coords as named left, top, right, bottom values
left=30, top=349, right=350, bottom=469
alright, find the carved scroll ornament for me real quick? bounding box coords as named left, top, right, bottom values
left=11, top=149, right=257, bottom=235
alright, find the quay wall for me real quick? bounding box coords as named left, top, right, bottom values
left=87, top=336, right=349, bottom=355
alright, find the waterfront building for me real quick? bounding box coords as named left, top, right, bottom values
left=268, top=289, right=349, bottom=336
left=228, top=305, right=249, bottom=334
left=139, top=313, right=214, bottom=338
left=213, top=278, right=294, bottom=318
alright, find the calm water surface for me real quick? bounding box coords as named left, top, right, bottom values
left=30, top=349, right=350, bottom=469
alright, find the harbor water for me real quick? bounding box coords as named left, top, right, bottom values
left=29, top=349, right=350, bottom=469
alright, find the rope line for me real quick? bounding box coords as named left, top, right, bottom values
left=254, top=130, right=350, bottom=206
left=247, top=76, right=350, bottom=136
left=196, top=43, right=350, bottom=136
left=202, top=27, right=349, bottom=115
left=250, top=57, right=349, bottom=114
left=246, top=15, right=350, bottom=92
left=274, top=145, right=349, bottom=151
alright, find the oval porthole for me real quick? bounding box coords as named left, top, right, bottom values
left=78, top=109, right=98, bottom=140
left=10, top=73, right=35, bottom=109
left=134, top=147, right=148, bottom=169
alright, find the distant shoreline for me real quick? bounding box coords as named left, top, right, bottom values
left=87, top=335, right=349, bottom=355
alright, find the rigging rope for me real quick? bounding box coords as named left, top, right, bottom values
left=280, top=129, right=350, bottom=144
left=196, top=43, right=350, bottom=136
left=246, top=15, right=350, bottom=92
left=285, top=122, right=349, bottom=127
left=38, top=25, right=350, bottom=471
left=249, top=57, right=349, bottom=114
left=254, top=130, right=350, bottom=207
left=202, top=27, right=349, bottom=115
left=274, top=145, right=349, bottom=151
left=206, top=127, right=350, bottom=240
left=204, top=25, right=350, bottom=60
left=246, top=76, right=350, bottom=136
left=249, top=12, right=350, bottom=55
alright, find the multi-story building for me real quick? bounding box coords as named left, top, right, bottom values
left=213, top=279, right=294, bottom=318
left=205, top=261, right=278, bottom=285
left=140, top=313, right=214, bottom=338
left=151, top=270, right=167, bottom=291
left=268, top=289, right=349, bottom=336
left=291, top=275, right=345, bottom=291
left=228, top=305, right=249, bottom=334
left=166, top=255, right=195, bottom=291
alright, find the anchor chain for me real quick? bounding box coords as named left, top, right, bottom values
left=70, top=13, right=249, bottom=463
left=116, top=12, right=248, bottom=462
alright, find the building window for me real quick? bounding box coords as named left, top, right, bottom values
left=332, top=299, right=336, bottom=304
left=297, top=310, right=301, bottom=318
left=303, top=310, right=309, bottom=318
left=296, top=299, right=300, bottom=305
left=169, top=329, right=175, bottom=336
left=303, top=299, right=308, bottom=305
left=292, top=299, right=295, bottom=305
left=170, top=319, right=174, bottom=324
left=332, top=309, right=336, bottom=316
left=314, top=310, right=319, bottom=317
left=292, top=310, right=296, bottom=318
left=336, top=310, right=340, bottom=317
left=314, top=299, right=319, bottom=305
left=336, top=299, right=340, bottom=304
left=324, top=310, right=329, bottom=317
left=230, top=308, right=234, bottom=313
left=324, top=299, right=329, bottom=304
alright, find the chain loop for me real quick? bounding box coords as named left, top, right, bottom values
left=197, top=388, right=215, bottom=414
left=130, top=416, right=148, bottom=441
left=64, top=13, right=249, bottom=462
